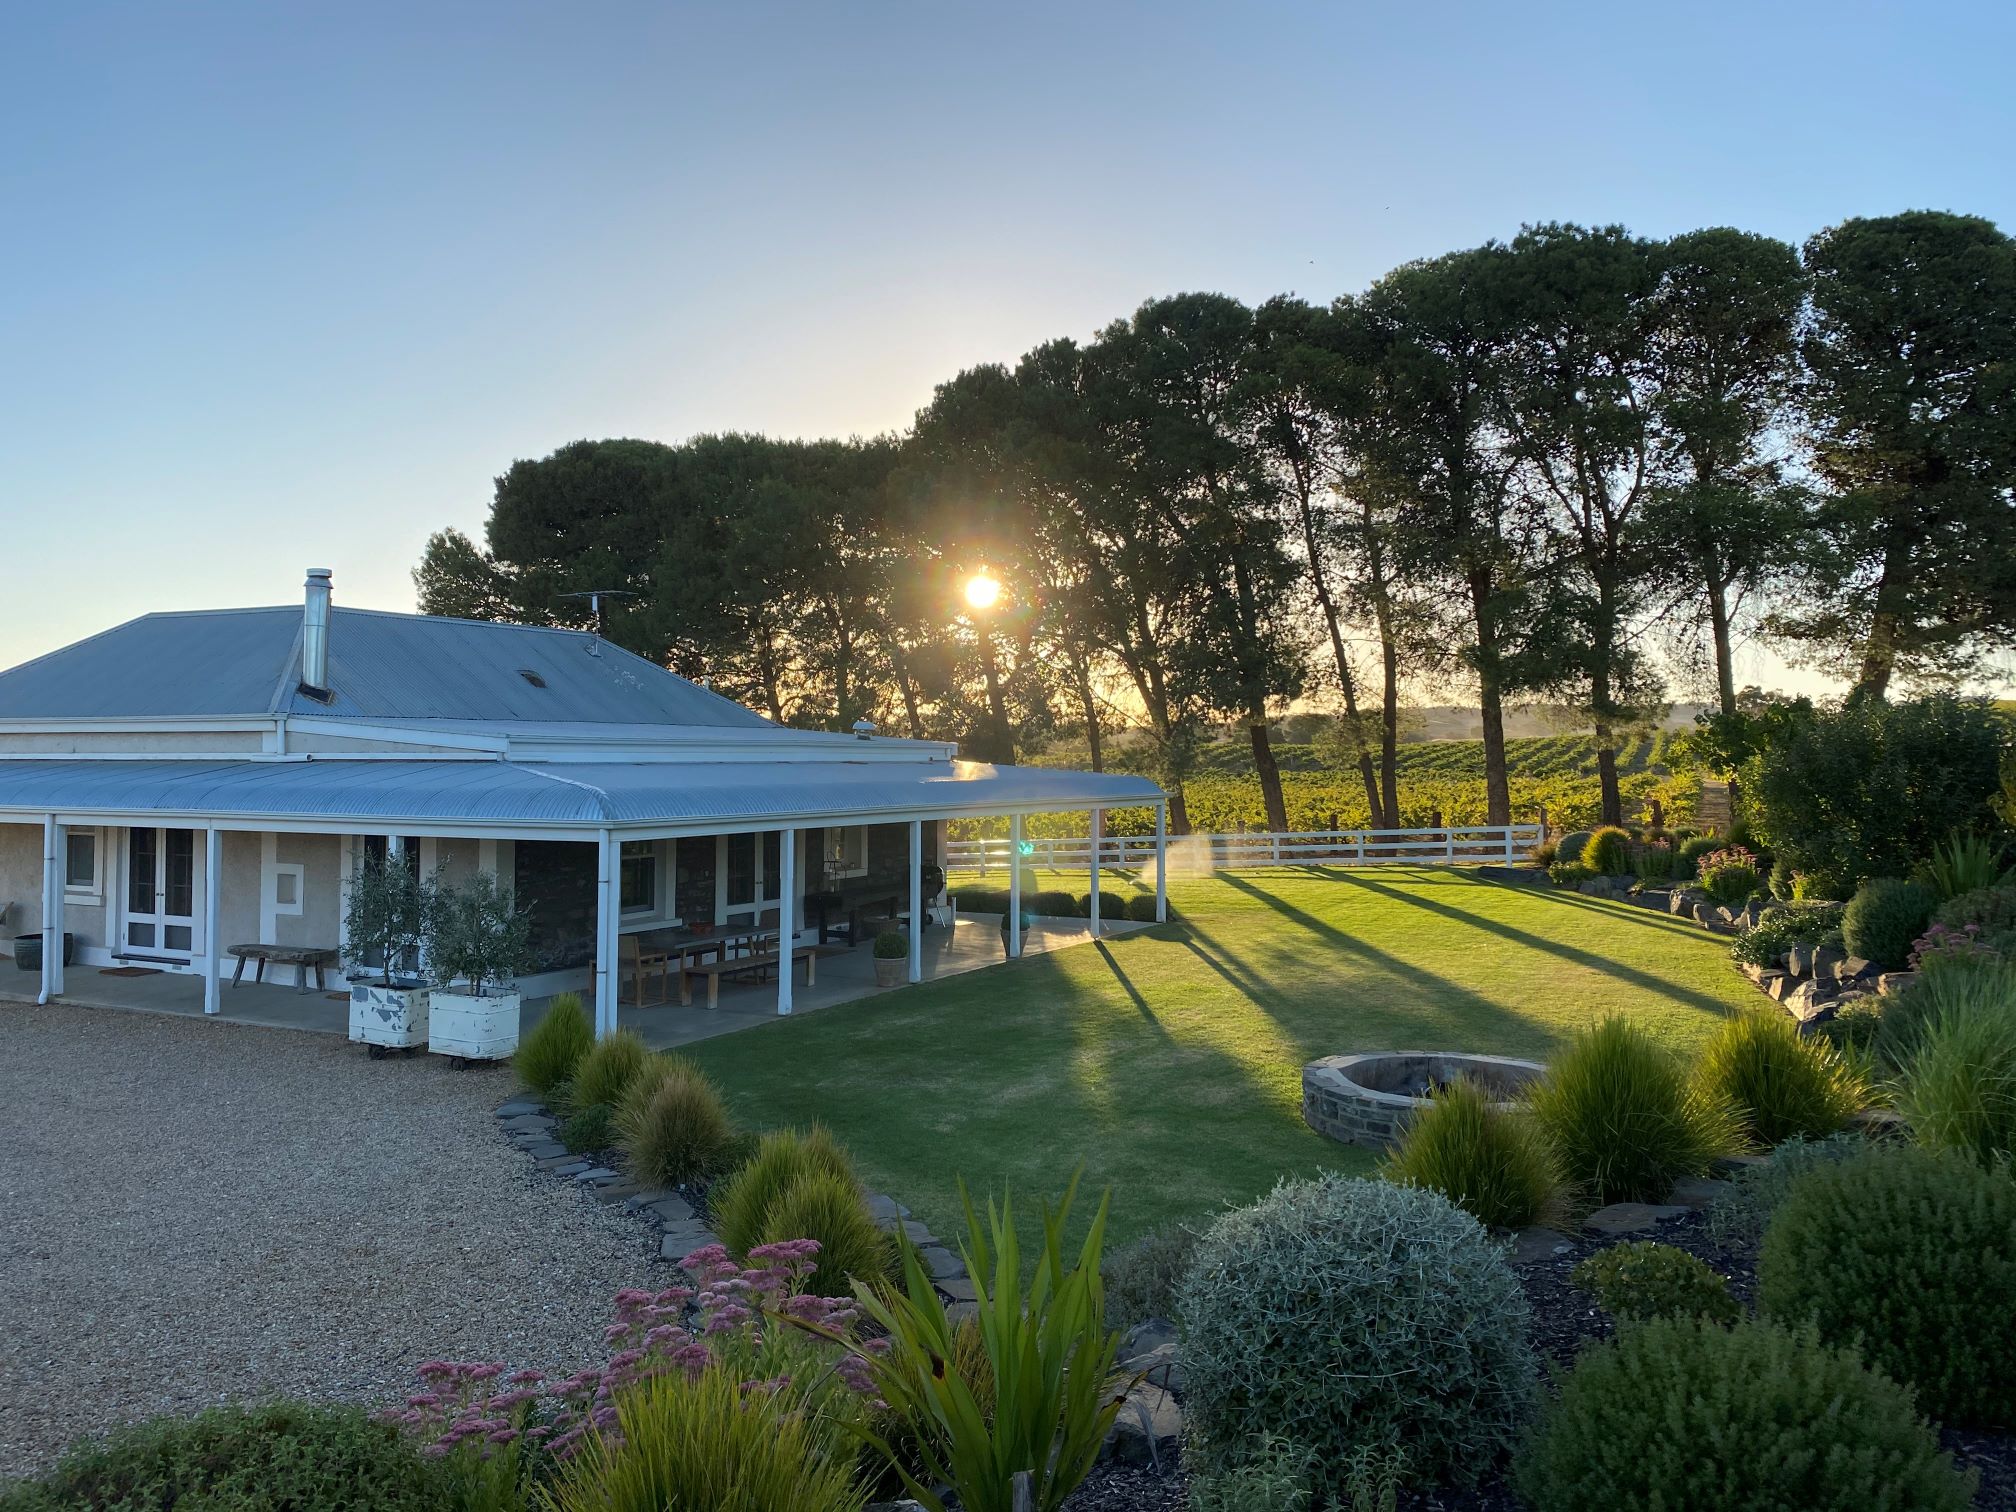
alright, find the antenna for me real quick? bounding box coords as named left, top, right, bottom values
left=558, top=589, right=637, bottom=656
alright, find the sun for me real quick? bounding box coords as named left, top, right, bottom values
left=964, top=572, right=1001, bottom=610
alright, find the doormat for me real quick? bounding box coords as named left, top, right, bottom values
left=325, top=993, right=349, bottom=1003
left=99, top=967, right=162, bottom=977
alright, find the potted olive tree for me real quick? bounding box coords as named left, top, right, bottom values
left=424, top=870, right=533, bottom=1062
left=345, top=852, right=430, bottom=1055
left=872, top=929, right=909, bottom=988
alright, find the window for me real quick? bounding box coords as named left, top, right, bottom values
left=271, top=862, right=305, bottom=916
left=823, top=825, right=867, bottom=879
left=63, top=828, right=99, bottom=899
left=620, top=840, right=656, bottom=914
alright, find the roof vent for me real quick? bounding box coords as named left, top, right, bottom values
left=517, top=668, right=548, bottom=688
left=299, top=569, right=333, bottom=699
left=851, top=718, right=876, bottom=741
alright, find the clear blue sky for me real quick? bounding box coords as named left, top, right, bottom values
left=3, top=0, right=2011, bottom=692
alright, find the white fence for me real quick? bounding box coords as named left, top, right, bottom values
left=946, top=824, right=1543, bottom=872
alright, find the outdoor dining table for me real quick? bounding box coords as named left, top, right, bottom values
left=636, top=925, right=781, bottom=999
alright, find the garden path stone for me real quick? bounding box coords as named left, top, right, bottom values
left=1508, top=1226, right=1578, bottom=1265
left=523, top=1140, right=568, bottom=1159
left=646, top=1195, right=696, bottom=1225
left=865, top=1191, right=910, bottom=1222
left=572, top=1166, right=618, bottom=1184
left=1583, top=1202, right=1687, bottom=1235
left=659, top=1226, right=718, bottom=1262
left=589, top=1180, right=648, bottom=1205
left=1667, top=1177, right=1735, bottom=1209
left=917, top=1245, right=964, bottom=1279
left=494, top=1099, right=547, bottom=1118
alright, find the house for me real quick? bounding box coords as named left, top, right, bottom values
left=0, top=569, right=1166, bottom=1035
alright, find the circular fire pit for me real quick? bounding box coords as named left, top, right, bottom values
left=1302, top=1052, right=1546, bottom=1149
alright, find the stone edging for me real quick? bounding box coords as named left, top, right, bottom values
left=491, top=1096, right=976, bottom=1316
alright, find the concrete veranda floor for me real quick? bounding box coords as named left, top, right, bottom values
left=0, top=912, right=1145, bottom=1050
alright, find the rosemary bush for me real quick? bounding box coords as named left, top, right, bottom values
left=1176, top=1175, right=1533, bottom=1489
left=1571, top=1241, right=1739, bottom=1324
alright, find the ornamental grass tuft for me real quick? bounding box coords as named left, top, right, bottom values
left=1528, top=1017, right=1740, bottom=1205
left=1693, top=1008, right=1867, bottom=1148
left=1515, top=1318, right=1972, bottom=1512
left=1381, top=1076, right=1564, bottom=1231
left=1895, top=997, right=2016, bottom=1165
left=566, top=1027, right=650, bottom=1114
left=515, top=991, right=592, bottom=1096
left=711, top=1126, right=887, bottom=1296
left=615, top=1053, right=738, bottom=1188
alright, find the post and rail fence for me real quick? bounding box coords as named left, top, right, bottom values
left=947, top=823, right=1543, bottom=873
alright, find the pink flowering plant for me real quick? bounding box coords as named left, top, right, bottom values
left=1697, top=846, right=1763, bottom=905
left=380, top=1238, right=881, bottom=1480
left=1911, top=921, right=2001, bottom=972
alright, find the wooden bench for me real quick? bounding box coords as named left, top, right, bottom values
left=680, top=945, right=820, bottom=1007
left=229, top=943, right=339, bottom=994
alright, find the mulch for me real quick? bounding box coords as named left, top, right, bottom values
left=1066, top=1207, right=2016, bottom=1511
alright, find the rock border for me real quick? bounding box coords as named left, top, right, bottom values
left=491, top=1096, right=977, bottom=1316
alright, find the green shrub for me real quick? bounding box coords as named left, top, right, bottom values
left=1556, top=829, right=1594, bottom=863
left=1124, top=892, right=1161, bottom=922
left=1584, top=826, right=1632, bottom=875
left=543, top=1366, right=865, bottom=1512
left=1102, top=1221, right=1200, bottom=1327
left=1529, top=1018, right=1739, bottom=1205
left=1697, top=848, right=1762, bottom=904
left=1919, top=830, right=2011, bottom=901
left=1935, top=882, right=2016, bottom=935
left=1029, top=889, right=1082, bottom=917
left=1381, top=1076, right=1563, bottom=1230
left=1570, top=1241, right=1739, bottom=1324
left=849, top=1177, right=1123, bottom=1512
left=954, top=887, right=1008, bottom=917
left=757, top=1167, right=896, bottom=1297
left=615, top=1054, right=737, bottom=1188
left=567, top=1027, right=650, bottom=1113
left=1548, top=861, right=1597, bottom=887
left=1674, top=834, right=1721, bottom=880
left=0, top=1402, right=451, bottom=1512
left=1768, top=855, right=1796, bottom=900
left=1632, top=841, right=1676, bottom=881
left=1177, top=1175, right=1533, bottom=1488
left=1761, top=1143, right=2016, bottom=1427
left=1529, top=840, right=1559, bottom=869
left=1514, top=1317, right=1972, bottom=1512
left=1895, top=998, right=2016, bottom=1164
left=515, top=991, right=593, bottom=1096
left=1184, top=1434, right=1315, bottom=1512
left=1693, top=1009, right=1867, bottom=1148
left=1729, top=901, right=1845, bottom=969
left=1814, top=994, right=1885, bottom=1058
left=1704, top=1130, right=1866, bottom=1248
left=1791, top=867, right=1850, bottom=901
left=1844, top=877, right=1938, bottom=970
left=560, top=1101, right=614, bottom=1154
left=872, top=930, right=908, bottom=959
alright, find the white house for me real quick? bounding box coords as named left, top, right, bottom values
left=0, top=569, right=1166, bottom=1035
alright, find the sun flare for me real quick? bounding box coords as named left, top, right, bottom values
left=964, top=572, right=1001, bottom=610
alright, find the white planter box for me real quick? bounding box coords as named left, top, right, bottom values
left=348, top=981, right=430, bottom=1049
left=429, top=989, right=521, bottom=1061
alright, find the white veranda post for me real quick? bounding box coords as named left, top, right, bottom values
left=1088, top=807, right=1102, bottom=936
left=776, top=827, right=797, bottom=1016
left=907, top=820, right=924, bottom=985
left=594, top=830, right=617, bottom=1037
left=1154, top=802, right=1168, bottom=923
left=39, top=816, right=64, bottom=1004
left=202, top=827, right=222, bottom=1015
left=1007, top=813, right=1024, bottom=959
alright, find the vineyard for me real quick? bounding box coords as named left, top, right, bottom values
left=951, top=730, right=1700, bottom=839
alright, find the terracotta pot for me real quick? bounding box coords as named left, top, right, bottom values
left=873, top=955, right=906, bottom=988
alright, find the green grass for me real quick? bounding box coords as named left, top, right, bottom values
left=683, top=868, right=1755, bottom=1248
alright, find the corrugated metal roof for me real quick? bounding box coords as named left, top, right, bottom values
left=0, top=607, right=773, bottom=728
left=0, top=758, right=1164, bottom=828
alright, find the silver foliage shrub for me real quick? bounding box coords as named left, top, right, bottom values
left=1176, top=1174, right=1534, bottom=1488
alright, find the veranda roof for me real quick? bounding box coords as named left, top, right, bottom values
left=0, top=757, right=1164, bottom=832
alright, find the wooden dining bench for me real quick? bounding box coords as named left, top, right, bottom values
left=680, top=944, right=820, bottom=1007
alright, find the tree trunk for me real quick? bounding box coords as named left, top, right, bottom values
left=1594, top=715, right=1623, bottom=825
left=1249, top=714, right=1289, bottom=833
left=1381, top=633, right=1400, bottom=828
left=1069, top=651, right=1103, bottom=771
left=1300, top=484, right=1385, bottom=829
left=1470, top=567, right=1511, bottom=827
left=1705, top=576, right=1738, bottom=719
left=754, top=636, right=786, bottom=725
left=975, top=629, right=1013, bottom=762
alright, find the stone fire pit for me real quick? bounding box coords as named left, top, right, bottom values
left=1302, top=1052, right=1546, bottom=1149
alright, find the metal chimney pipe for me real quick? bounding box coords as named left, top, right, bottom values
left=301, top=568, right=333, bottom=694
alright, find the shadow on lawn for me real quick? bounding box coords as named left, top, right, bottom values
left=1269, top=869, right=1737, bottom=1020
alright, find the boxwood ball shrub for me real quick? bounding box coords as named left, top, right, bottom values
left=1843, top=877, right=1937, bottom=971
left=1529, top=1017, right=1739, bottom=1205
left=1693, top=1008, right=1867, bottom=1147
left=1761, top=1143, right=2016, bottom=1427
left=1583, top=825, right=1633, bottom=875
left=1176, top=1174, right=1534, bottom=1488
left=568, top=1026, right=651, bottom=1113
left=1570, top=1241, right=1739, bottom=1324
left=1674, top=833, right=1722, bottom=880
left=616, top=1053, right=737, bottom=1188
left=1515, top=1318, right=1973, bottom=1512
left=1555, top=829, right=1594, bottom=864
left=1124, top=892, right=1161, bottom=923
left=1, top=1402, right=454, bottom=1512
left=1381, top=1076, right=1563, bottom=1231
left=515, top=991, right=592, bottom=1096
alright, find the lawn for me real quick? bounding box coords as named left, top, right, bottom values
left=683, top=867, right=1757, bottom=1248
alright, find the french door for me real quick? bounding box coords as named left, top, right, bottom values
left=719, top=831, right=785, bottom=928
left=125, top=826, right=201, bottom=960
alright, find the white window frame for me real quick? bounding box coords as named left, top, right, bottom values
left=823, top=825, right=868, bottom=879
left=619, top=839, right=658, bottom=917
left=63, top=826, right=103, bottom=904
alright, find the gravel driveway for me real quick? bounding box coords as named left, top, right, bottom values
left=0, top=1004, right=660, bottom=1477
